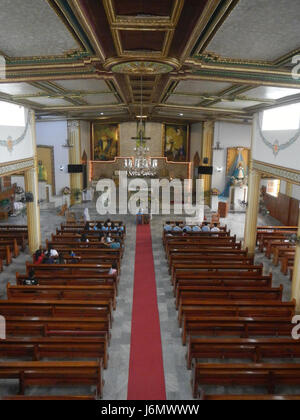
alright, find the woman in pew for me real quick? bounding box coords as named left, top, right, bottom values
left=33, top=248, right=45, bottom=265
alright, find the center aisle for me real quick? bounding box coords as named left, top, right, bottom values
left=127, top=223, right=166, bottom=400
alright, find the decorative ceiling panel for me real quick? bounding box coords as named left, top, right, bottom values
left=166, top=95, right=203, bottom=106
left=206, top=0, right=300, bottom=61
left=82, top=94, right=119, bottom=105
left=174, top=80, right=234, bottom=95
left=245, top=86, right=300, bottom=100
left=212, top=100, right=263, bottom=110
left=119, top=30, right=166, bottom=52
left=27, top=97, right=72, bottom=107
left=0, top=82, right=43, bottom=96
left=54, top=79, right=111, bottom=92
left=113, top=0, right=174, bottom=17
left=0, top=0, right=79, bottom=57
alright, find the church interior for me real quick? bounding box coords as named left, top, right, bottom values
left=1, top=0, right=300, bottom=402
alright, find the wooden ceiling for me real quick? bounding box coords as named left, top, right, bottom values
left=0, top=0, right=299, bottom=123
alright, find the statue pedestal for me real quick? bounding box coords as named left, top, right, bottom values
left=230, top=185, right=248, bottom=212
left=211, top=195, right=219, bottom=212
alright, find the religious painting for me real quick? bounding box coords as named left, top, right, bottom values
left=92, top=123, right=119, bottom=161
left=163, top=124, right=189, bottom=162
left=37, top=146, right=55, bottom=195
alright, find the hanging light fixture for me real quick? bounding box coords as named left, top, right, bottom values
left=124, top=74, right=158, bottom=178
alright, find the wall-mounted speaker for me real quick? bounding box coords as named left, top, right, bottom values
left=198, top=166, right=213, bottom=175
left=203, top=157, right=209, bottom=164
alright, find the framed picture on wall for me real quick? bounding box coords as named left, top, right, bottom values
left=162, top=124, right=190, bottom=162
left=92, top=123, right=119, bottom=161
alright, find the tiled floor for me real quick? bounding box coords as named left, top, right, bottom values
left=0, top=204, right=297, bottom=399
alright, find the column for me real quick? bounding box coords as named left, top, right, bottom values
left=25, top=111, right=41, bottom=254
left=244, top=166, right=261, bottom=256
left=24, top=166, right=41, bottom=254
left=292, top=210, right=300, bottom=310
left=286, top=182, right=293, bottom=197
left=68, top=120, right=82, bottom=206
left=201, top=121, right=214, bottom=206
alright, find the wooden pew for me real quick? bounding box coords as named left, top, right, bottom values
left=265, top=240, right=293, bottom=259
left=0, top=238, right=19, bottom=258
left=192, top=363, right=300, bottom=398
left=187, top=337, right=300, bottom=369
left=201, top=394, right=300, bottom=401
left=273, top=246, right=296, bottom=266
left=281, top=254, right=295, bottom=276
left=26, top=263, right=113, bottom=276
left=0, top=336, right=109, bottom=369
left=178, top=299, right=295, bottom=326
left=16, top=273, right=119, bottom=294
left=46, top=240, right=124, bottom=256
left=4, top=316, right=110, bottom=338
left=171, top=263, right=264, bottom=285
left=0, top=233, right=27, bottom=250
left=174, top=274, right=273, bottom=295
left=0, top=299, right=113, bottom=321
left=176, top=285, right=283, bottom=309
left=7, top=283, right=117, bottom=310
left=177, top=275, right=273, bottom=291
left=0, top=361, right=103, bottom=397
left=0, top=245, right=12, bottom=266
left=2, top=395, right=97, bottom=400
left=182, top=316, right=293, bottom=345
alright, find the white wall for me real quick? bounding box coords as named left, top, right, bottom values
left=0, top=107, right=34, bottom=165
left=190, top=123, right=203, bottom=177
left=211, top=121, right=252, bottom=193
left=253, top=112, right=300, bottom=172
left=36, top=120, right=70, bottom=195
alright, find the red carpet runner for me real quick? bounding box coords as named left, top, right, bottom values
left=127, top=224, right=166, bottom=400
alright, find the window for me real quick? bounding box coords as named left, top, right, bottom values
left=0, top=101, right=25, bottom=127
left=262, top=103, right=300, bottom=131
left=267, top=180, right=281, bottom=198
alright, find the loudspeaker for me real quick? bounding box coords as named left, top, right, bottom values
left=203, top=157, right=209, bottom=164
left=198, top=166, right=213, bottom=175
left=68, top=164, right=84, bottom=174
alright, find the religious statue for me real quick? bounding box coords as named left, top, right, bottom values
left=38, top=161, right=48, bottom=182
left=231, top=162, right=247, bottom=187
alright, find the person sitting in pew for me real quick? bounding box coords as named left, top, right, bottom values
left=102, top=222, right=109, bottom=232
left=69, top=250, right=78, bottom=264
left=192, top=225, right=201, bottom=232
left=211, top=223, right=220, bottom=233
left=164, top=221, right=173, bottom=232
left=118, top=222, right=125, bottom=233
left=201, top=222, right=211, bottom=232
left=80, top=233, right=89, bottom=243
left=110, top=239, right=121, bottom=249
left=173, top=222, right=182, bottom=232
left=109, top=263, right=118, bottom=276
left=183, top=225, right=192, bottom=233
left=42, top=251, right=55, bottom=264
left=34, top=248, right=45, bottom=265
left=48, top=245, right=59, bottom=258
left=84, top=222, right=90, bottom=232
left=111, top=222, right=118, bottom=232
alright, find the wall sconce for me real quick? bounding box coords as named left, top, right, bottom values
left=216, top=167, right=223, bottom=173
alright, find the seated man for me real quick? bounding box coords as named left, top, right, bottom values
left=173, top=222, right=182, bottom=232
left=201, top=222, right=211, bottom=232
left=211, top=223, right=220, bottom=233
left=183, top=225, right=192, bottom=233
left=192, top=225, right=201, bottom=232
left=110, top=239, right=121, bottom=249
left=164, top=221, right=173, bottom=232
